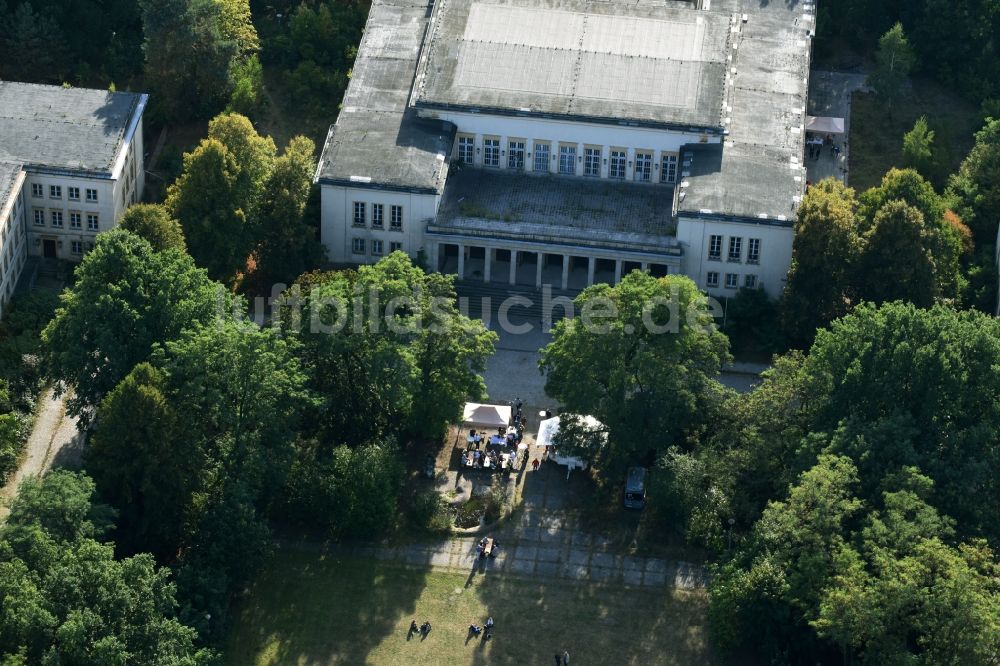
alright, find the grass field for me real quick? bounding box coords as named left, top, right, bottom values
left=849, top=80, right=981, bottom=192
left=225, top=550, right=729, bottom=666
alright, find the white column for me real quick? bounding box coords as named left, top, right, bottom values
left=641, top=261, right=649, bottom=272
left=587, top=256, right=596, bottom=286
left=614, top=259, right=623, bottom=284
left=509, top=249, right=518, bottom=285
left=484, top=247, right=492, bottom=283
left=535, top=253, right=544, bottom=288
left=561, top=255, right=570, bottom=291
left=457, top=244, right=465, bottom=279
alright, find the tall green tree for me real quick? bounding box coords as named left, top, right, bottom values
left=856, top=201, right=937, bottom=306
left=948, top=117, right=1000, bottom=244
left=868, top=22, right=915, bottom=109
left=0, top=2, right=67, bottom=82
left=119, top=203, right=187, bottom=252
left=41, top=229, right=223, bottom=424
left=540, top=272, right=730, bottom=478
left=902, top=116, right=937, bottom=180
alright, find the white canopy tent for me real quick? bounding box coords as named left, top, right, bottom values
left=537, top=415, right=604, bottom=479
left=806, top=115, right=846, bottom=134
left=462, top=402, right=512, bottom=429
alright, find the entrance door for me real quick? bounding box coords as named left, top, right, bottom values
left=42, top=239, right=57, bottom=259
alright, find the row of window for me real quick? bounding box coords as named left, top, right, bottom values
left=707, top=272, right=758, bottom=290
left=708, top=235, right=761, bottom=264
left=30, top=183, right=99, bottom=203
left=33, top=209, right=99, bottom=230
left=71, top=240, right=94, bottom=255
left=351, top=238, right=404, bottom=256
left=456, top=136, right=679, bottom=184
left=353, top=202, right=404, bottom=230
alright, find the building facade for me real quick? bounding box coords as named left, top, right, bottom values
left=317, top=0, right=813, bottom=299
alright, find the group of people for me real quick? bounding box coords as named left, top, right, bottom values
left=475, top=535, right=499, bottom=560
left=468, top=615, right=495, bottom=640
left=462, top=426, right=523, bottom=472
left=807, top=133, right=841, bottom=161
left=407, top=620, right=432, bottom=640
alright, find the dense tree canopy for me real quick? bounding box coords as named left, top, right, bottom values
left=41, top=229, right=223, bottom=424
left=119, top=203, right=187, bottom=252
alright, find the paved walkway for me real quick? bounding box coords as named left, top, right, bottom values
left=807, top=70, right=870, bottom=185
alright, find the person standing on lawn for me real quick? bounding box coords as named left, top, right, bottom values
left=554, top=654, right=562, bottom=665
left=563, top=649, right=570, bottom=664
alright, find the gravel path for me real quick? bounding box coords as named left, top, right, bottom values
left=0, top=386, right=82, bottom=518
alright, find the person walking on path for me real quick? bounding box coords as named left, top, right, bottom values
left=532, top=458, right=540, bottom=471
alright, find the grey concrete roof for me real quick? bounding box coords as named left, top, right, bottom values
left=432, top=168, right=681, bottom=254
left=676, top=0, right=811, bottom=223
left=316, top=0, right=456, bottom=193
left=413, top=0, right=730, bottom=129
left=0, top=161, right=23, bottom=217
left=0, top=82, right=146, bottom=175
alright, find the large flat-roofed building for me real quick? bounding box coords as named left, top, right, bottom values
left=317, top=0, right=813, bottom=298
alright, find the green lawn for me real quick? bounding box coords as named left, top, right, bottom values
left=225, top=550, right=730, bottom=665
left=849, top=80, right=981, bottom=192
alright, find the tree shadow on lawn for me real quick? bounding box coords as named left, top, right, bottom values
left=225, top=548, right=432, bottom=665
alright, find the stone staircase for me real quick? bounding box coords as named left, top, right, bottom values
left=453, top=279, right=581, bottom=323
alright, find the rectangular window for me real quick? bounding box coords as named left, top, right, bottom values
left=744, top=274, right=758, bottom=289
left=747, top=238, right=761, bottom=264
left=31, top=183, right=43, bottom=198
left=728, top=236, right=743, bottom=262
left=508, top=140, right=525, bottom=170
left=390, top=241, right=403, bottom=253
left=371, top=239, right=384, bottom=256
left=706, top=271, right=720, bottom=288
left=725, top=273, right=739, bottom=289
left=457, top=135, right=475, bottom=164
left=49, top=185, right=62, bottom=199
left=609, top=150, right=627, bottom=179
left=660, top=154, right=678, bottom=184
left=483, top=138, right=500, bottom=167
left=390, top=205, right=403, bottom=231
left=708, top=235, right=722, bottom=260
left=583, top=147, right=601, bottom=177
left=371, top=204, right=384, bottom=228
left=558, top=144, right=577, bottom=175
left=87, top=213, right=99, bottom=231
left=50, top=211, right=63, bottom=227
left=33, top=209, right=44, bottom=226
left=352, top=238, right=366, bottom=255
left=86, top=189, right=98, bottom=203
left=71, top=240, right=84, bottom=255
left=68, top=186, right=80, bottom=201
left=70, top=212, right=82, bottom=229
left=533, top=142, right=550, bottom=173
left=353, top=202, right=366, bottom=227
left=634, top=151, right=652, bottom=182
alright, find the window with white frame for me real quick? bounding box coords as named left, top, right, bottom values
left=33, top=209, right=44, bottom=226
left=558, top=144, right=576, bottom=175
left=68, top=186, right=80, bottom=201
left=31, top=183, right=42, bottom=198
left=86, top=188, right=98, bottom=203
left=70, top=212, right=82, bottom=229
left=371, top=239, right=384, bottom=256
left=87, top=213, right=99, bottom=231
left=49, top=185, right=62, bottom=199
left=353, top=202, right=366, bottom=227
left=483, top=138, right=500, bottom=167
left=533, top=142, right=550, bottom=172
left=71, top=240, right=84, bottom=255
left=634, top=151, right=652, bottom=182
left=50, top=211, right=63, bottom=227
left=390, top=241, right=403, bottom=253
left=744, top=274, right=758, bottom=289
left=747, top=238, right=761, bottom=264
left=371, top=203, right=384, bottom=228
left=708, top=234, right=722, bottom=260
left=508, top=140, right=525, bottom=170
left=583, top=147, right=601, bottom=177
left=609, top=150, right=626, bottom=179
left=728, top=236, right=743, bottom=262
left=390, top=205, right=403, bottom=230
left=725, top=273, right=739, bottom=289
left=706, top=271, right=720, bottom=288
left=352, top=238, right=366, bottom=254
left=660, top=154, right=678, bottom=184
left=457, top=135, right=474, bottom=164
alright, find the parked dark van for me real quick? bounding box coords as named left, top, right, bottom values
left=624, top=467, right=647, bottom=509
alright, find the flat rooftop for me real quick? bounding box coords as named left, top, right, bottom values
left=432, top=168, right=680, bottom=254
left=316, top=0, right=455, bottom=193
left=414, top=0, right=729, bottom=129
left=0, top=82, right=146, bottom=175
left=676, top=0, right=811, bottom=223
